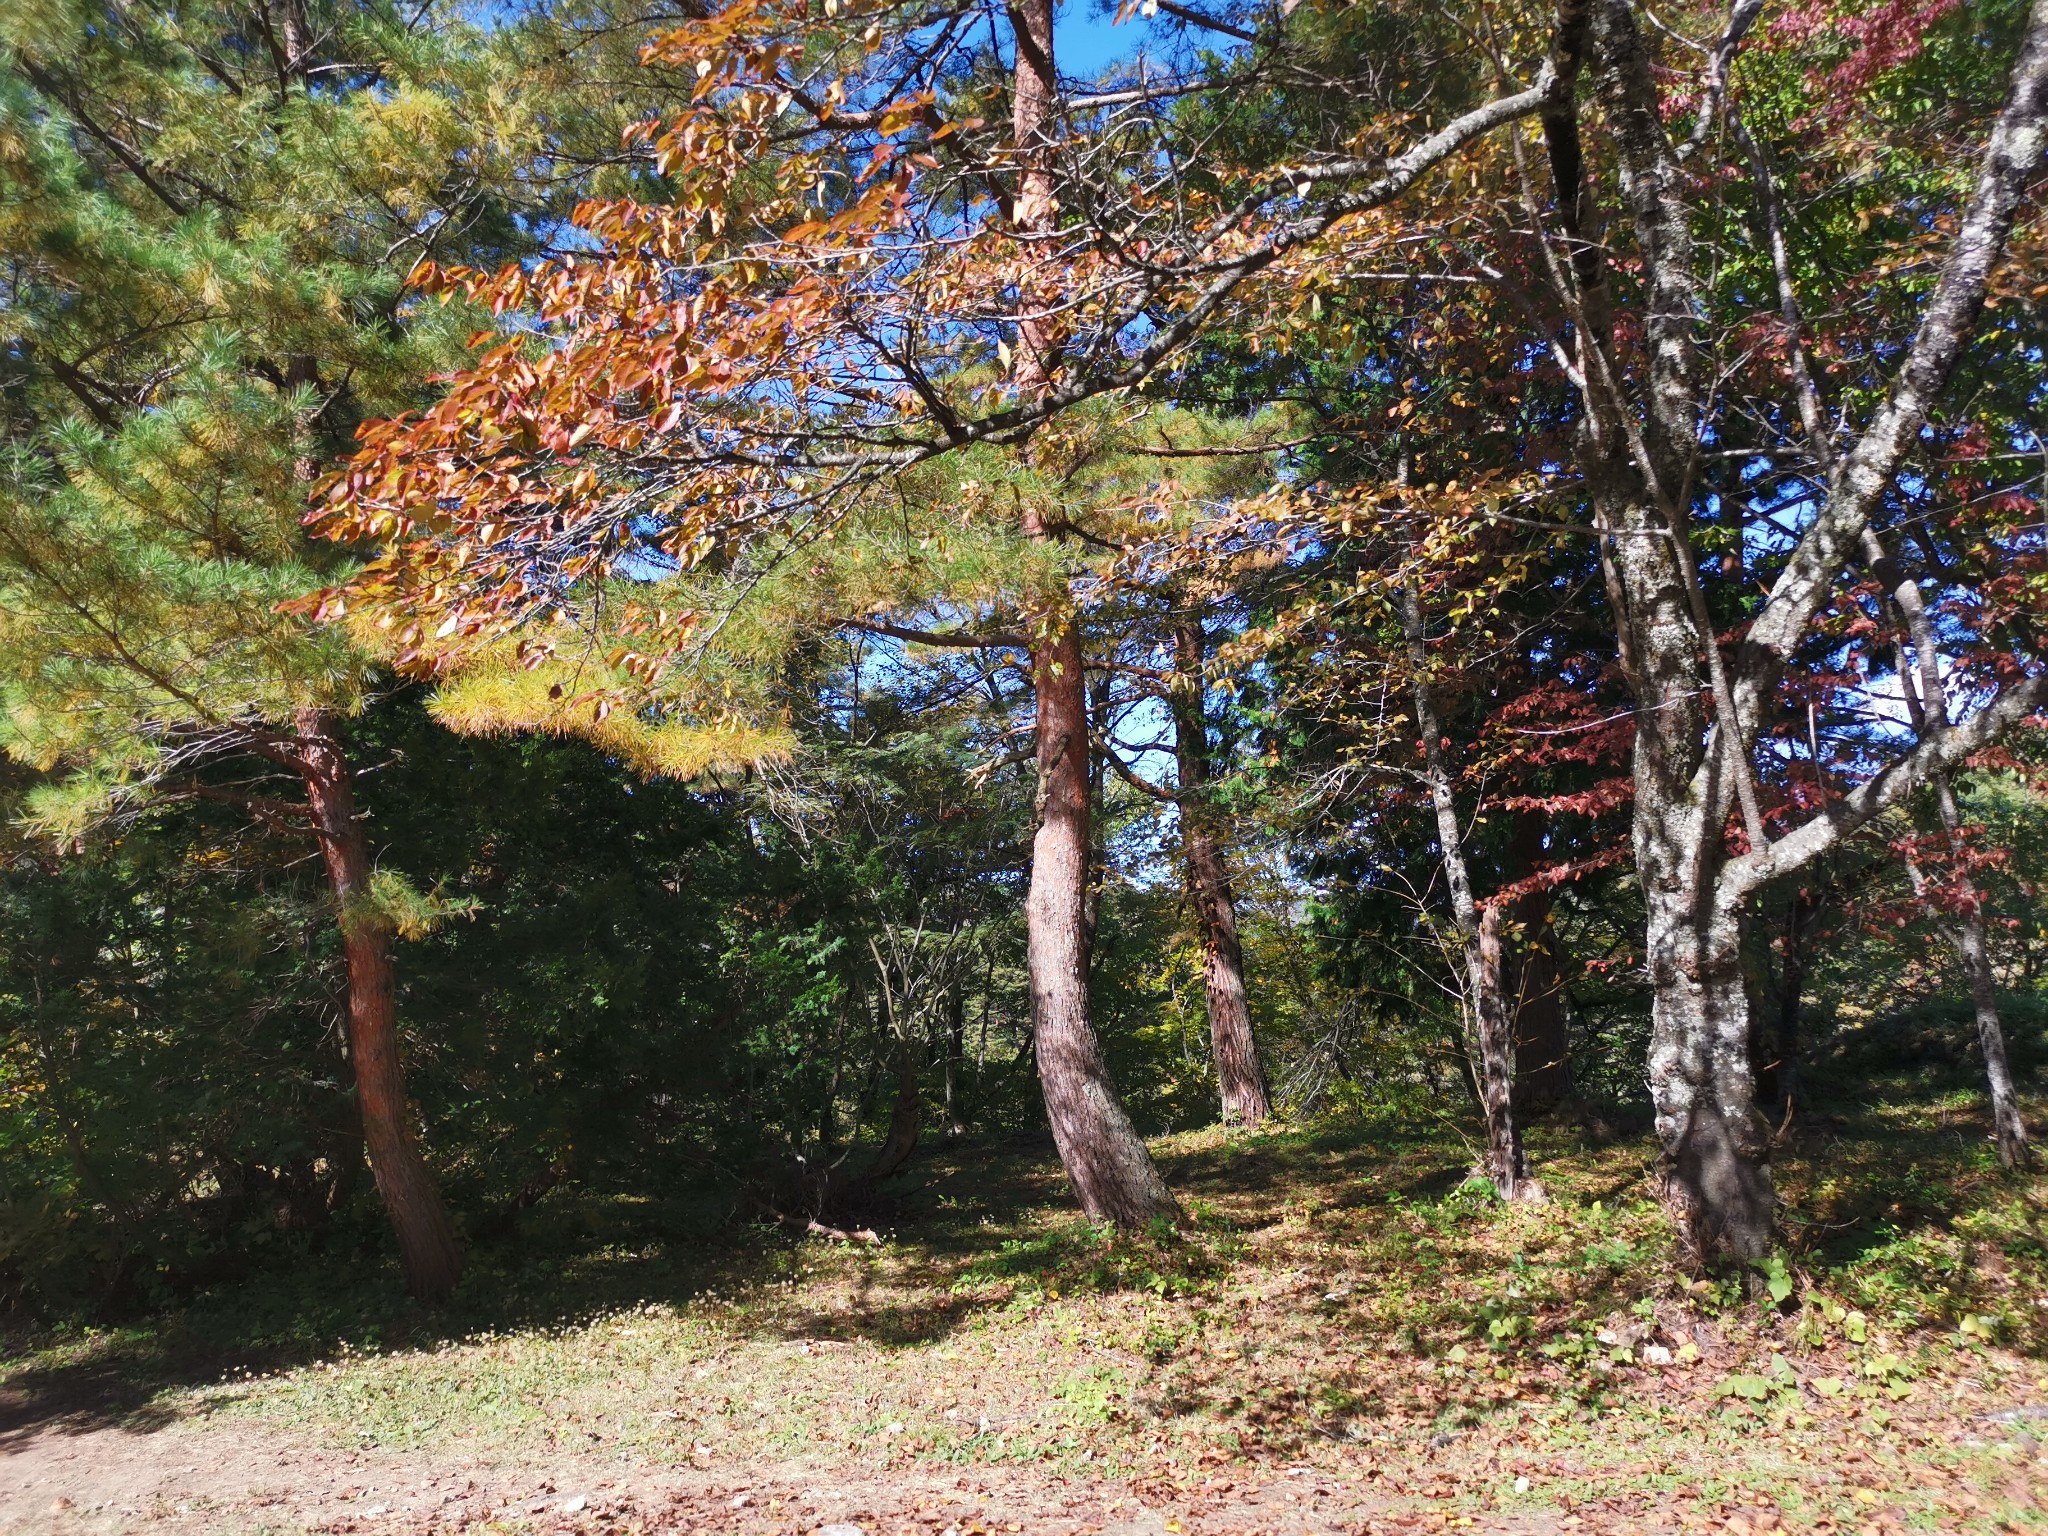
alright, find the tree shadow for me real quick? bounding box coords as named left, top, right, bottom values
left=1776, top=1092, right=2046, bottom=1290
left=0, top=1341, right=190, bottom=1451
left=0, top=1136, right=1095, bottom=1444
left=9, top=1089, right=2038, bottom=1452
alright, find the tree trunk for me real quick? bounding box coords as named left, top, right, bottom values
left=1006, top=0, right=1176, bottom=1228
left=1641, top=877, right=1774, bottom=1263
left=1173, top=614, right=1271, bottom=1129
left=1957, top=911, right=2030, bottom=1169
left=1184, top=818, right=1269, bottom=1129
left=1585, top=432, right=1773, bottom=1259
left=1501, top=815, right=1570, bottom=1115
left=1768, top=884, right=1817, bottom=1123
left=942, top=985, right=967, bottom=1136
left=1400, top=579, right=1527, bottom=1199
left=1026, top=620, right=1182, bottom=1227
left=294, top=709, right=463, bottom=1301
left=864, top=943, right=923, bottom=1181
left=1926, top=769, right=2030, bottom=1169
left=1883, top=564, right=2032, bottom=1170
left=1510, top=917, right=1571, bottom=1115
left=1472, top=905, right=1528, bottom=1195
left=1563, top=1, right=1776, bottom=1262
left=1904, top=812, right=2032, bottom=1170
left=868, top=1030, right=921, bottom=1181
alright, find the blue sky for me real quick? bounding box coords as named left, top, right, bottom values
left=1060, top=2, right=1145, bottom=78
left=1057, top=1, right=1172, bottom=80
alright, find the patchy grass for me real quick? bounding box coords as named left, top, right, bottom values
left=6, top=1096, right=2048, bottom=1534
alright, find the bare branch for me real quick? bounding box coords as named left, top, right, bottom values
left=1725, top=672, right=2048, bottom=899
left=1742, top=0, right=2048, bottom=682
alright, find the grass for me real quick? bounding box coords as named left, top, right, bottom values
left=7, top=1091, right=2048, bottom=1533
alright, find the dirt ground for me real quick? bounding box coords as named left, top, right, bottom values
left=1, top=1408, right=1530, bottom=1536
left=9, top=1385, right=2047, bottom=1536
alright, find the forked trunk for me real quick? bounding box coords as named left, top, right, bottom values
left=294, top=709, right=463, bottom=1301
left=1642, top=882, right=1774, bottom=1263
left=1593, top=444, right=1774, bottom=1260
left=868, top=1028, right=921, bottom=1182
left=1028, top=620, right=1182, bottom=1227
left=1173, top=614, right=1271, bottom=1129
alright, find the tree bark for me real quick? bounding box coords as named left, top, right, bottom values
left=942, top=984, right=967, bottom=1136
left=294, top=709, right=463, bottom=1301
left=1173, top=613, right=1271, bottom=1129
left=1007, top=0, right=1060, bottom=397
left=1502, top=816, right=1569, bottom=1116
left=864, top=944, right=923, bottom=1181
left=1866, top=520, right=2031, bottom=1169
left=868, top=1029, right=922, bottom=1181
left=1510, top=915, right=1571, bottom=1115
left=1642, top=877, right=1774, bottom=1263
left=1902, top=793, right=2032, bottom=1170
left=1027, top=620, right=1183, bottom=1226
left=1589, top=436, right=1775, bottom=1260
left=1957, top=909, right=2030, bottom=1169
left=1924, top=772, right=2030, bottom=1169
left=1400, top=580, right=1527, bottom=1200
left=1529, top=0, right=2048, bottom=1259
left=1007, top=0, right=1177, bottom=1228
left=1768, top=884, right=1817, bottom=1123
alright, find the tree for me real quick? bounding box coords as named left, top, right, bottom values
left=1526, top=0, right=2047, bottom=1253
left=0, top=0, right=686, bottom=1295
left=313, top=0, right=2048, bottom=1260
left=1169, top=602, right=1273, bottom=1128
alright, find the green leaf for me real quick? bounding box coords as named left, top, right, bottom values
left=1752, top=1253, right=1794, bottom=1305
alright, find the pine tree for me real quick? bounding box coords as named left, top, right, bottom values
left=0, top=0, right=678, bottom=1297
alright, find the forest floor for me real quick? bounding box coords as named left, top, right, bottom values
left=4, top=1099, right=2047, bottom=1536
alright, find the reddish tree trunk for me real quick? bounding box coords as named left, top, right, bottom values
left=1173, top=614, right=1270, bottom=1128
left=1007, top=0, right=1176, bottom=1227
left=294, top=709, right=463, bottom=1301
left=1027, top=621, right=1182, bottom=1226
left=1008, top=0, right=1059, bottom=396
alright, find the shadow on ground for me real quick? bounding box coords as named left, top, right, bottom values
left=4, top=1088, right=2043, bottom=1454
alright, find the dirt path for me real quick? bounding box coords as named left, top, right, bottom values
left=0, top=1411, right=1567, bottom=1536
left=8, top=1387, right=2047, bottom=1536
